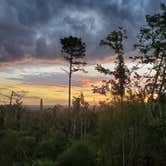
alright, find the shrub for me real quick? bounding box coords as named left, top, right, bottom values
left=32, top=160, right=55, bottom=166
left=56, top=142, right=95, bottom=166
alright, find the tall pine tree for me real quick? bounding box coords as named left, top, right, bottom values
left=134, top=3, right=166, bottom=102
left=60, top=36, right=86, bottom=109
left=94, top=27, right=130, bottom=102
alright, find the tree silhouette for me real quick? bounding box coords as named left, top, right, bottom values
left=94, top=27, right=130, bottom=102
left=60, top=36, right=86, bottom=109
left=134, top=3, right=166, bottom=103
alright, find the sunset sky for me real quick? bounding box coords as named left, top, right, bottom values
left=0, top=0, right=163, bottom=105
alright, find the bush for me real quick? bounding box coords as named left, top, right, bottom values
left=56, top=142, right=95, bottom=166
left=32, top=160, right=55, bottom=166
left=35, top=129, right=67, bottom=160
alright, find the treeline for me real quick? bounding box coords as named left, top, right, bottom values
left=0, top=101, right=165, bottom=166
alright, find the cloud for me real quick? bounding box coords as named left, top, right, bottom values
left=6, top=71, right=110, bottom=87
left=0, top=0, right=163, bottom=65
left=7, top=72, right=80, bottom=87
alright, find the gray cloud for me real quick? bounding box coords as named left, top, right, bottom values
left=7, top=72, right=109, bottom=87
left=0, top=0, right=163, bottom=63
left=7, top=72, right=80, bottom=87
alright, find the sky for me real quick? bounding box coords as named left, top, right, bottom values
left=0, top=0, right=164, bottom=105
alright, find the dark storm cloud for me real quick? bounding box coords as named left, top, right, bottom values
left=0, top=0, right=163, bottom=63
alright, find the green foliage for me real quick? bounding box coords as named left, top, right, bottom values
left=56, top=142, right=95, bottom=166
left=95, top=102, right=166, bottom=166
left=0, top=129, right=36, bottom=165
left=96, top=104, right=148, bottom=166
left=0, top=102, right=166, bottom=165
left=32, top=160, right=55, bottom=166
left=35, top=130, right=67, bottom=159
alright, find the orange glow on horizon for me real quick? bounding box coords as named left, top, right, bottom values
left=0, top=80, right=109, bottom=105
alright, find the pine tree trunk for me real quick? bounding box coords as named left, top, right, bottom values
left=150, top=56, right=163, bottom=102
left=158, top=62, right=166, bottom=98
left=68, top=61, right=72, bottom=110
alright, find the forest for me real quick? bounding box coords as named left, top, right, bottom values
left=0, top=2, right=165, bottom=166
